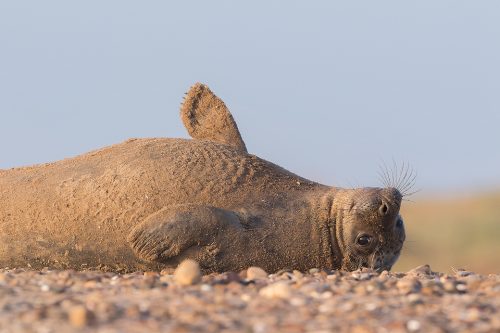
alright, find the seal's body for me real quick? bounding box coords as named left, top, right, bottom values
left=0, top=84, right=406, bottom=273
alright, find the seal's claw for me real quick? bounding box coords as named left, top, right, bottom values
left=127, top=219, right=183, bottom=261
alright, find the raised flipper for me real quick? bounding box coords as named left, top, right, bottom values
left=180, top=83, right=247, bottom=153
left=127, top=204, right=248, bottom=263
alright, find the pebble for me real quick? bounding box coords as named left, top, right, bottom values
left=406, top=264, right=433, bottom=277
left=455, top=269, right=474, bottom=277
left=407, top=293, right=424, bottom=305
left=160, top=268, right=176, bottom=275
left=0, top=265, right=498, bottom=332
left=246, top=267, right=268, bottom=280
left=406, top=319, right=421, bottom=332
left=259, top=281, right=292, bottom=299
left=143, top=271, right=159, bottom=278
left=397, top=277, right=422, bottom=294
left=351, top=272, right=373, bottom=281
left=221, top=271, right=242, bottom=284
left=174, top=259, right=202, bottom=286
left=68, top=306, right=93, bottom=328
left=456, top=283, right=467, bottom=292
left=443, top=280, right=458, bottom=293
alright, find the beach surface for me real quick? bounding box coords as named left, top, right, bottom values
left=0, top=265, right=498, bottom=333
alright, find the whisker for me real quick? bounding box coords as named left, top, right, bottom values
left=378, top=160, right=419, bottom=198
left=401, top=167, right=417, bottom=192
left=390, top=159, right=398, bottom=190
left=399, top=162, right=411, bottom=192
left=378, top=159, right=392, bottom=188
left=384, top=162, right=392, bottom=188
left=377, top=169, right=389, bottom=188
left=396, top=161, right=407, bottom=191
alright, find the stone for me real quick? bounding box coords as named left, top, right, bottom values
left=397, top=277, right=422, bottom=294
left=68, top=306, right=94, bottom=328
left=406, top=319, right=421, bottom=332
left=174, top=259, right=202, bottom=286
left=259, top=282, right=292, bottom=299
left=222, top=271, right=242, bottom=284
left=246, top=267, right=268, bottom=280
left=406, top=265, right=433, bottom=277
left=143, top=271, right=159, bottom=278
left=292, top=270, right=304, bottom=279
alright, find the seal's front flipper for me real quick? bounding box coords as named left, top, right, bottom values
left=127, top=204, right=244, bottom=263
left=180, top=83, right=247, bottom=153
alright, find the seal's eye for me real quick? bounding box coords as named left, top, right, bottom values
left=356, top=234, right=372, bottom=246
left=396, top=218, right=403, bottom=228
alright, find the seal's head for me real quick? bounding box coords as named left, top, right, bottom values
left=332, top=187, right=405, bottom=272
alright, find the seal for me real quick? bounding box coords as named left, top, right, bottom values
left=0, top=83, right=406, bottom=273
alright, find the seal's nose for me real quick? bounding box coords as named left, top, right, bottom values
left=379, top=202, right=389, bottom=216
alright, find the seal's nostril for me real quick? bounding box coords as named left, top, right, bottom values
left=380, top=203, right=388, bottom=215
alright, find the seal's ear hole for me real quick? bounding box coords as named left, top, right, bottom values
left=380, top=203, right=389, bottom=215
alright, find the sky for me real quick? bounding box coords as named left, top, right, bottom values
left=1, top=1, right=499, bottom=194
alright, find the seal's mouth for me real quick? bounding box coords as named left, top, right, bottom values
left=336, top=244, right=404, bottom=272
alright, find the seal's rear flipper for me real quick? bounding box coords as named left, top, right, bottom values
left=180, top=83, right=247, bottom=153
left=127, top=204, right=244, bottom=263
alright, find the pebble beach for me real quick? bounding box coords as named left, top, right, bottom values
left=0, top=262, right=498, bottom=333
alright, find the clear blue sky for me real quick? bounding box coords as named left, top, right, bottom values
left=1, top=1, right=499, bottom=193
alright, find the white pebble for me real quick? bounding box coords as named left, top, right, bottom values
left=200, top=284, right=212, bottom=292
left=174, top=259, right=202, bottom=286
left=246, top=266, right=268, bottom=280
left=407, top=319, right=421, bottom=331
left=290, top=297, right=306, bottom=306
left=259, top=282, right=291, bottom=299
